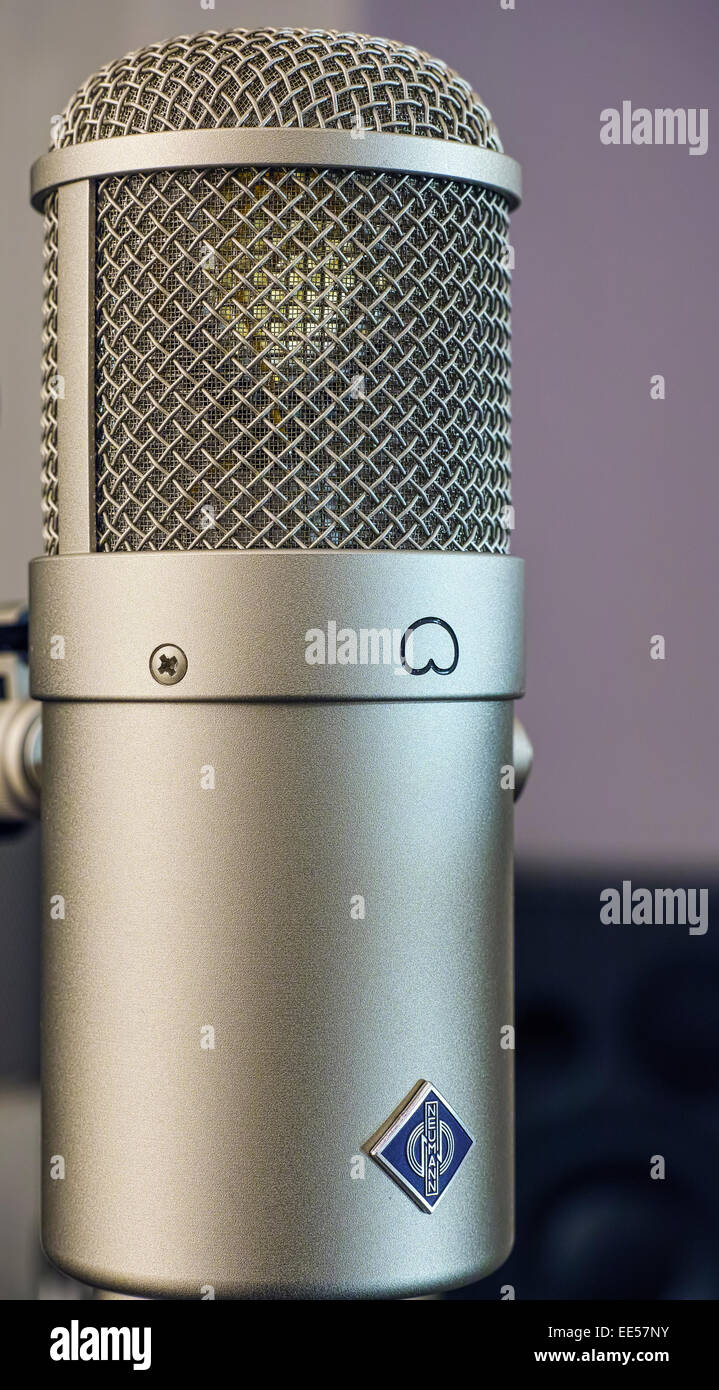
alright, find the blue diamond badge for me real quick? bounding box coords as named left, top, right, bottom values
left=369, top=1080, right=474, bottom=1212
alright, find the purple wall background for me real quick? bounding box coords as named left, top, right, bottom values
left=366, top=0, right=719, bottom=865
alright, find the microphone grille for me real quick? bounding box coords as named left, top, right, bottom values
left=41, top=30, right=513, bottom=556
left=51, top=28, right=503, bottom=149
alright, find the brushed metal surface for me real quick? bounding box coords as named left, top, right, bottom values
left=31, top=130, right=522, bottom=208
left=41, top=697, right=514, bottom=1298
left=29, top=552, right=524, bottom=702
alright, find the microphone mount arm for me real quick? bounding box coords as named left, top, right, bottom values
left=0, top=603, right=41, bottom=820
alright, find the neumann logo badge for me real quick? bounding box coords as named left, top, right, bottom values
left=369, top=1080, right=474, bottom=1212
left=409, top=1098, right=445, bottom=1200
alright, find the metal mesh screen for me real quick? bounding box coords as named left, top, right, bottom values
left=41, top=28, right=513, bottom=553
left=40, top=193, right=59, bottom=554
left=94, top=166, right=511, bottom=552
left=51, top=28, right=503, bottom=150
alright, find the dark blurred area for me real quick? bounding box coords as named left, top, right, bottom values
left=452, top=868, right=719, bottom=1300
left=2, top=830, right=715, bottom=1299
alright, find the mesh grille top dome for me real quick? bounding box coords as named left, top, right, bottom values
left=51, top=27, right=503, bottom=150
left=40, top=29, right=512, bottom=558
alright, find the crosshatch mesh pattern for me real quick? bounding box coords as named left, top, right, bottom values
left=51, top=28, right=503, bottom=151
left=41, top=28, right=513, bottom=553
left=40, top=193, right=59, bottom=554
left=94, top=166, right=511, bottom=551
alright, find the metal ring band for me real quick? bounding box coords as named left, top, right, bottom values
left=30, top=129, right=522, bottom=209
left=29, top=552, right=525, bottom=702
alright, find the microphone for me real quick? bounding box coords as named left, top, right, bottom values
left=27, top=26, right=526, bottom=1299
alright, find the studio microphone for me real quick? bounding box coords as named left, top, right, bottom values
left=28, top=27, right=526, bottom=1299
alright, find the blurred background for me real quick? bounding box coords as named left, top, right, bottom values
left=1, top=0, right=717, bottom=1298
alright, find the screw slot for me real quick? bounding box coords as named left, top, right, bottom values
left=150, top=644, right=187, bottom=686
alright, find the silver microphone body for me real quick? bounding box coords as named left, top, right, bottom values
left=29, top=28, right=524, bottom=1298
